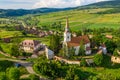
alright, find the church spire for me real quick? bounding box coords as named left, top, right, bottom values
left=64, top=17, right=71, bottom=42
left=65, top=17, right=70, bottom=32
left=65, top=17, right=69, bottom=28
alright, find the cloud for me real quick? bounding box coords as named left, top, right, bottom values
left=0, top=0, right=108, bottom=9
left=33, top=0, right=108, bottom=8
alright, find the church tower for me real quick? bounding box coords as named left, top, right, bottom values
left=64, top=18, right=71, bottom=42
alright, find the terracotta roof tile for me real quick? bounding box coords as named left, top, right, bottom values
left=106, top=35, right=113, bottom=39
left=67, top=35, right=90, bottom=47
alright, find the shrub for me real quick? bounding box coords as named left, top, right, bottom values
left=80, top=58, right=87, bottom=67
left=29, top=74, right=39, bottom=80
left=93, top=54, right=103, bottom=66
left=0, top=72, right=7, bottom=80
left=8, top=67, right=20, bottom=80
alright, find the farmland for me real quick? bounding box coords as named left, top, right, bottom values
left=22, top=8, right=120, bottom=31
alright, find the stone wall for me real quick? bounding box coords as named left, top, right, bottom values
left=54, top=56, right=80, bottom=65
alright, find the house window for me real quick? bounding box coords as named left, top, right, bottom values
left=24, top=42, right=26, bottom=45
left=31, top=43, right=33, bottom=45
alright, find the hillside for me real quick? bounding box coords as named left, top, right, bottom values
left=1, top=0, right=120, bottom=17
left=20, top=7, right=120, bottom=31
left=77, top=0, right=120, bottom=9
left=0, top=8, right=74, bottom=17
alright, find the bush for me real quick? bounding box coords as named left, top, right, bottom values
left=65, top=66, right=79, bottom=80
left=80, top=58, right=87, bottom=67
left=0, top=72, right=7, bottom=80
left=0, top=60, right=13, bottom=72
left=93, top=54, right=103, bottom=66
left=8, top=67, right=20, bottom=80
left=29, top=74, right=39, bottom=80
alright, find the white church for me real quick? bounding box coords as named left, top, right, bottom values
left=63, top=18, right=91, bottom=55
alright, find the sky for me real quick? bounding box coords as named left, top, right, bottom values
left=0, top=0, right=108, bottom=9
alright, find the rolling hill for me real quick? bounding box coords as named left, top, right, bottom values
left=0, top=8, right=74, bottom=17
left=1, top=0, right=120, bottom=17
left=77, top=0, right=120, bottom=9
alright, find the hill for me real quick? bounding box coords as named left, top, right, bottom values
left=1, top=0, right=120, bottom=17
left=0, top=8, right=74, bottom=17
left=21, top=7, right=120, bottom=31
left=77, top=0, right=120, bottom=9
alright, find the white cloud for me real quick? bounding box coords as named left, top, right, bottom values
left=33, top=0, right=108, bottom=8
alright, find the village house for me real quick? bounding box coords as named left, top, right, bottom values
left=20, top=40, right=42, bottom=53
left=15, top=25, right=24, bottom=31
left=106, top=35, right=113, bottom=39
left=99, top=44, right=107, bottom=54
left=63, top=18, right=91, bottom=55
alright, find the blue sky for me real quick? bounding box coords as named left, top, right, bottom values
left=0, top=0, right=108, bottom=9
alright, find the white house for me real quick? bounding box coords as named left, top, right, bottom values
left=20, top=40, right=41, bottom=53
left=45, top=47, right=54, bottom=59
left=63, top=18, right=91, bottom=55
left=99, top=44, right=107, bottom=54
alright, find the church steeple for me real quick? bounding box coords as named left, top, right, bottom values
left=65, top=17, right=70, bottom=32
left=64, top=17, right=71, bottom=42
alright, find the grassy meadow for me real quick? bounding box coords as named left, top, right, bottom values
left=29, top=8, right=120, bottom=31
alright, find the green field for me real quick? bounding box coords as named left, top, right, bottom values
left=26, top=8, right=120, bottom=31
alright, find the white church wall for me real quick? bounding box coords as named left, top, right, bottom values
left=74, top=46, right=80, bottom=55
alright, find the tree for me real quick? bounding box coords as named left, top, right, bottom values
left=0, top=72, right=7, bottom=80
left=80, top=58, right=87, bottom=67
left=8, top=68, right=20, bottom=80
left=116, top=39, right=120, bottom=50
left=29, top=74, right=39, bottom=80
left=22, top=30, right=27, bottom=36
left=68, top=47, right=75, bottom=59
left=113, top=49, right=119, bottom=57
left=0, top=45, right=3, bottom=51
left=49, top=34, right=60, bottom=53
left=76, top=30, right=82, bottom=36
left=65, top=66, right=79, bottom=80
left=78, top=41, right=85, bottom=56
left=59, top=47, right=66, bottom=57
left=93, top=54, right=103, bottom=66
left=88, top=76, right=98, bottom=80
left=10, top=44, right=20, bottom=57
left=105, top=40, right=116, bottom=54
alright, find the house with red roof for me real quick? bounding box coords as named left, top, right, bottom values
left=63, top=18, right=91, bottom=55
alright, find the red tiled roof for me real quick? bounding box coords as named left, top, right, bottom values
left=106, top=35, right=113, bottom=39
left=67, top=35, right=90, bottom=47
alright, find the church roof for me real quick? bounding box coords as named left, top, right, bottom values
left=67, top=35, right=90, bottom=47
